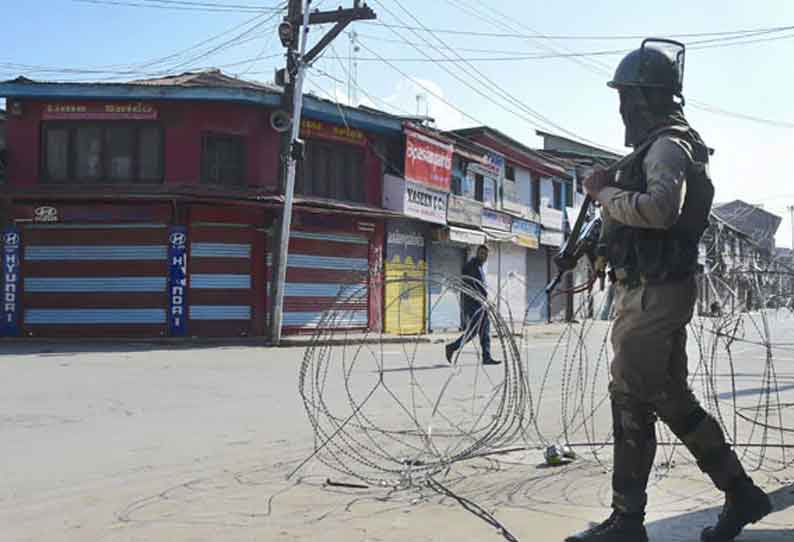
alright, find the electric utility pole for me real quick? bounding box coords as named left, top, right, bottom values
left=270, top=0, right=376, bottom=344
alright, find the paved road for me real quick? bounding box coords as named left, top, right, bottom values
left=2, top=315, right=793, bottom=541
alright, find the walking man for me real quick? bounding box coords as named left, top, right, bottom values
left=566, top=40, right=771, bottom=542
left=446, top=244, right=501, bottom=366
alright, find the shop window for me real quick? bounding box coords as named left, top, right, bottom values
left=553, top=180, right=563, bottom=210
left=42, top=122, right=163, bottom=184
left=202, top=133, right=246, bottom=187
left=505, top=164, right=515, bottom=181
left=474, top=173, right=484, bottom=202
left=44, top=127, right=69, bottom=182
left=451, top=170, right=463, bottom=195
left=297, top=140, right=365, bottom=203
left=532, top=176, right=540, bottom=212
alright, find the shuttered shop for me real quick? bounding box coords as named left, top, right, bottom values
left=498, top=243, right=527, bottom=329
left=188, top=223, right=256, bottom=337
left=428, top=242, right=463, bottom=332
left=22, top=223, right=168, bottom=337
left=271, top=230, right=370, bottom=332
left=524, top=250, right=548, bottom=323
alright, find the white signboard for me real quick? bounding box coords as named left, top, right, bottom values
left=383, top=174, right=447, bottom=225
left=541, top=229, right=564, bottom=247
left=448, top=226, right=485, bottom=246
left=541, top=205, right=564, bottom=231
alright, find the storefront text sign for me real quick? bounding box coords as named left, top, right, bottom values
left=404, top=127, right=453, bottom=191
left=541, top=229, right=564, bottom=247
left=481, top=208, right=512, bottom=232
left=483, top=152, right=505, bottom=179
left=447, top=194, right=482, bottom=228
left=447, top=226, right=485, bottom=246
left=300, top=118, right=367, bottom=146
left=512, top=218, right=540, bottom=250
left=541, top=205, right=564, bottom=231
left=2, top=227, right=21, bottom=337
left=43, top=102, right=158, bottom=120
left=168, top=227, right=188, bottom=337
left=383, top=175, right=447, bottom=225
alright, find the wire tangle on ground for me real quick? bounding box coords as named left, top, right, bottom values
left=296, top=256, right=794, bottom=539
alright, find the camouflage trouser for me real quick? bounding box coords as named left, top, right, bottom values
left=609, top=275, right=747, bottom=515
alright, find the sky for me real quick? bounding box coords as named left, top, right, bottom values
left=2, top=0, right=794, bottom=249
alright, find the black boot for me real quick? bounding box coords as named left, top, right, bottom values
left=565, top=512, right=648, bottom=542
left=700, top=480, right=772, bottom=542
left=445, top=343, right=455, bottom=364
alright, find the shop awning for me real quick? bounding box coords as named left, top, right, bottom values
left=447, top=225, right=486, bottom=246
left=482, top=227, right=516, bottom=243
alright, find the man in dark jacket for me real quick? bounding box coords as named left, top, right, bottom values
left=445, top=244, right=501, bottom=365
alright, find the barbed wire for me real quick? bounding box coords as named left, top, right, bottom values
left=292, top=252, right=794, bottom=541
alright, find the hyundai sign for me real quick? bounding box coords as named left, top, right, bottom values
left=168, top=226, right=188, bottom=336
left=2, top=227, right=21, bottom=336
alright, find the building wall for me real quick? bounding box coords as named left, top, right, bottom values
left=4, top=99, right=281, bottom=190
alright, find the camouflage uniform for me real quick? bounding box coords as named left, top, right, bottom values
left=599, top=134, right=746, bottom=515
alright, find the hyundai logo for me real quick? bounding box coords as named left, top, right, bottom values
left=34, top=206, right=58, bottom=223
left=169, top=232, right=186, bottom=247
left=3, top=233, right=20, bottom=247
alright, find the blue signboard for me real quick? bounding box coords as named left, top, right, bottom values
left=2, top=227, right=21, bottom=337
left=168, top=226, right=188, bottom=336
left=512, top=218, right=541, bottom=237
left=512, top=218, right=541, bottom=249
left=485, top=152, right=505, bottom=178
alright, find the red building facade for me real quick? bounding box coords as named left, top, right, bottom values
left=0, top=72, right=400, bottom=339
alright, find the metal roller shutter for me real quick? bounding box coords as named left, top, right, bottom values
left=188, top=223, right=254, bottom=337
left=499, top=243, right=527, bottom=329
left=21, top=223, right=168, bottom=337
left=384, top=258, right=426, bottom=335
left=428, top=243, right=463, bottom=332
left=269, top=230, right=370, bottom=333
left=524, top=249, right=548, bottom=324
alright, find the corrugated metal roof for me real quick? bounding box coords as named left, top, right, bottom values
left=0, top=71, right=404, bottom=135
left=451, top=126, right=573, bottom=179
left=129, top=69, right=280, bottom=92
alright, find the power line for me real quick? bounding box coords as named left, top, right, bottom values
left=689, top=99, right=794, bottom=129
left=162, top=11, right=282, bottom=73
left=137, top=0, right=277, bottom=8
left=361, top=21, right=794, bottom=41
left=72, top=0, right=279, bottom=12
left=351, top=28, right=794, bottom=60
left=371, top=0, right=621, bottom=151
left=440, top=0, right=794, bottom=130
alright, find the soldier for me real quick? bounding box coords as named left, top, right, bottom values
left=566, top=40, right=771, bottom=542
